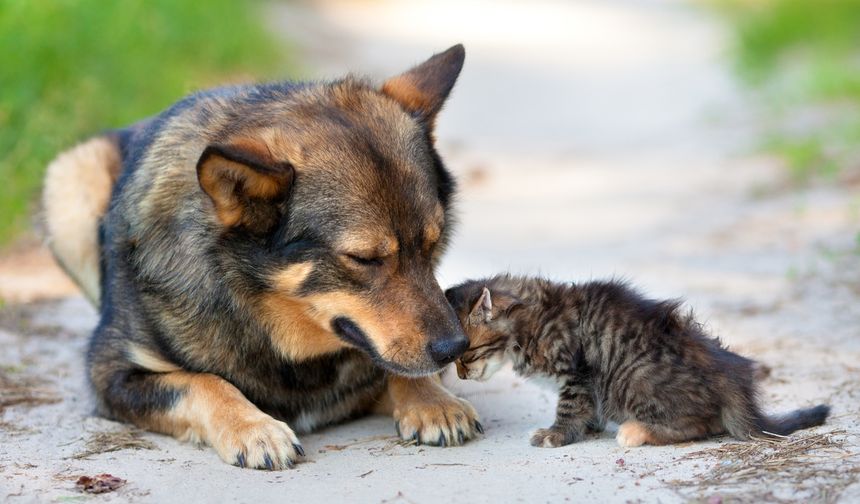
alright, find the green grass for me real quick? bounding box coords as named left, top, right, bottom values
left=0, top=0, right=292, bottom=246
left=716, top=0, right=860, bottom=181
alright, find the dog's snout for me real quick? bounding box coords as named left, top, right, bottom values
left=427, top=334, right=469, bottom=366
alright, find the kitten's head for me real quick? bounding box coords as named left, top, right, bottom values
left=445, top=280, right=523, bottom=381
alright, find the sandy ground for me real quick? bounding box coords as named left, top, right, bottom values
left=3, top=1, right=860, bottom=502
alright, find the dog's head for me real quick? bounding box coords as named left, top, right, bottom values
left=196, top=45, right=468, bottom=375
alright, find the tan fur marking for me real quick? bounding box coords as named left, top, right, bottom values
left=426, top=204, right=445, bottom=253
left=198, top=155, right=286, bottom=227
left=260, top=262, right=356, bottom=361
left=382, top=76, right=432, bottom=117
left=229, top=136, right=272, bottom=163
left=302, top=291, right=388, bottom=339
left=147, top=372, right=300, bottom=469
left=386, top=375, right=481, bottom=446
left=257, top=128, right=304, bottom=165
left=260, top=294, right=350, bottom=362
left=303, top=290, right=425, bottom=364
left=127, top=343, right=181, bottom=373
left=337, top=233, right=398, bottom=258
left=261, top=285, right=427, bottom=367
left=616, top=420, right=656, bottom=447
left=43, top=136, right=120, bottom=306
left=424, top=222, right=441, bottom=248
left=269, top=262, right=314, bottom=294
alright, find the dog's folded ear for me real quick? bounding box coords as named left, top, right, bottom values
left=382, top=43, right=465, bottom=126
left=196, top=142, right=294, bottom=232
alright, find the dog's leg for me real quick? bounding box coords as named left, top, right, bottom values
left=95, top=367, right=303, bottom=470
left=382, top=374, right=482, bottom=446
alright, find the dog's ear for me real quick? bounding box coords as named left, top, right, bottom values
left=382, top=44, right=465, bottom=126
left=196, top=141, right=294, bottom=232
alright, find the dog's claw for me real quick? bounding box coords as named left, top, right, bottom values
left=236, top=452, right=246, bottom=468
left=474, top=421, right=484, bottom=434
left=393, top=391, right=480, bottom=448
left=293, top=443, right=305, bottom=457
left=263, top=453, right=274, bottom=470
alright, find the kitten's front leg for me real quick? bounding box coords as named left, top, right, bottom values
left=530, top=378, right=593, bottom=448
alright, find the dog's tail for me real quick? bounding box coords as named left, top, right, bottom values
left=42, top=134, right=122, bottom=307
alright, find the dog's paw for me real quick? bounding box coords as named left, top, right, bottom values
left=530, top=427, right=576, bottom=448
left=211, top=413, right=304, bottom=470
left=394, top=394, right=482, bottom=447
left=616, top=420, right=651, bottom=448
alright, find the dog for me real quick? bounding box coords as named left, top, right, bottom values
left=42, top=45, right=482, bottom=470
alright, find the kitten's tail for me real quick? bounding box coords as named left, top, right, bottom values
left=757, top=404, right=831, bottom=436
left=723, top=399, right=831, bottom=439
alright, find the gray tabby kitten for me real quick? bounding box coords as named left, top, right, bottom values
left=445, top=275, right=829, bottom=448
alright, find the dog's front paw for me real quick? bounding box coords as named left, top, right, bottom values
left=616, top=420, right=651, bottom=448
left=211, top=413, right=304, bottom=470
left=530, top=427, right=577, bottom=448
left=394, top=394, right=482, bottom=447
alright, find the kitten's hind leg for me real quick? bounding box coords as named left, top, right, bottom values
left=530, top=378, right=594, bottom=448
left=616, top=419, right=709, bottom=447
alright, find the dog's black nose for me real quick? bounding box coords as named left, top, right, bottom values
left=427, top=334, right=469, bottom=366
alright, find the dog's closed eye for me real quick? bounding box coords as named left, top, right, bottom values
left=345, top=254, right=384, bottom=267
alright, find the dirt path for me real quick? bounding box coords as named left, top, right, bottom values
left=2, top=1, right=859, bottom=502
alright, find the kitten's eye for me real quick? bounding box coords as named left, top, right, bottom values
left=345, top=254, right=384, bottom=267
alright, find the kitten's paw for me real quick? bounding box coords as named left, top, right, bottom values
left=530, top=427, right=575, bottom=448
left=211, top=413, right=304, bottom=470
left=394, top=395, right=481, bottom=447
left=616, top=420, right=652, bottom=448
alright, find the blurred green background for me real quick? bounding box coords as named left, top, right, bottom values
left=717, top=0, right=860, bottom=182
left=2, top=0, right=859, bottom=248
left=0, top=0, right=290, bottom=246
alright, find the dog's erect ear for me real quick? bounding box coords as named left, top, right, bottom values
left=382, top=44, right=465, bottom=125
left=197, top=142, right=294, bottom=232
left=468, top=287, right=494, bottom=325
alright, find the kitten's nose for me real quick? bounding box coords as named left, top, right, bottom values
left=427, top=334, right=469, bottom=366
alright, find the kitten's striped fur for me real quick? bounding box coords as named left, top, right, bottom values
left=445, top=275, right=830, bottom=448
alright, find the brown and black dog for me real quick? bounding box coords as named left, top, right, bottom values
left=42, top=45, right=482, bottom=470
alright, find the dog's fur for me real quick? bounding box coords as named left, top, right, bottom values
left=43, top=45, right=481, bottom=470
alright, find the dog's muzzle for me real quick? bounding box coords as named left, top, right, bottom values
left=427, top=334, right=469, bottom=366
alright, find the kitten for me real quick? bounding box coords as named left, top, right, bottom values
left=445, top=275, right=830, bottom=448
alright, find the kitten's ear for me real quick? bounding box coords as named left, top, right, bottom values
left=468, top=287, right=494, bottom=325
